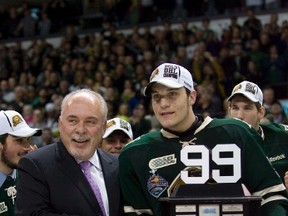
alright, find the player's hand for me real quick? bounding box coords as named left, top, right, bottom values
left=29, top=144, right=38, bottom=152
left=284, top=171, right=288, bottom=190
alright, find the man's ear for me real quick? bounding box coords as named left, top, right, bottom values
left=102, top=120, right=107, bottom=136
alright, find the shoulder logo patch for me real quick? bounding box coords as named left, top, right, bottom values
left=149, top=154, right=176, bottom=170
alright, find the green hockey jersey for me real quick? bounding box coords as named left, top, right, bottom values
left=119, top=117, right=288, bottom=216
left=259, top=123, right=288, bottom=183
left=0, top=176, right=17, bottom=216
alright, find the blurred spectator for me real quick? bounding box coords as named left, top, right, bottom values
left=69, top=69, right=88, bottom=91
left=98, top=75, right=115, bottom=98
left=2, top=7, right=20, bottom=38
left=121, top=79, right=140, bottom=114
left=204, top=0, right=218, bottom=16
left=57, top=79, right=71, bottom=96
left=31, top=87, right=50, bottom=109
left=112, top=63, right=128, bottom=94
left=59, top=62, right=74, bottom=84
left=172, top=0, right=188, bottom=21
left=194, top=84, right=224, bottom=118
left=186, top=33, right=200, bottom=60
left=262, top=85, right=277, bottom=115
left=245, top=59, right=264, bottom=84
left=22, top=104, right=34, bottom=125
left=144, top=102, right=160, bottom=131
left=228, top=16, right=242, bottom=33
left=0, top=5, right=7, bottom=39
left=192, top=50, right=226, bottom=99
left=104, top=87, right=120, bottom=118
left=266, top=100, right=288, bottom=124
left=243, top=7, right=262, bottom=39
left=44, top=102, right=59, bottom=135
left=0, top=79, right=15, bottom=104
left=26, top=85, right=37, bottom=104
left=38, top=11, right=51, bottom=36
left=259, top=32, right=272, bottom=54
left=229, top=43, right=250, bottom=83
left=47, top=0, right=71, bottom=33
left=9, top=86, right=26, bottom=113
left=102, top=0, right=119, bottom=25
left=126, top=0, right=140, bottom=25
left=30, top=108, right=46, bottom=147
left=41, top=127, right=57, bottom=146
left=116, top=102, right=130, bottom=122
left=129, top=103, right=152, bottom=138
left=247, top=39, right=267, bottom=71
left=62, top=25, right=78, bottom=49
left=262, top=44, right=287, bottom=85
left=17, top=8, right=36, bottom=37
left=267, top=12, right=281, bottom=40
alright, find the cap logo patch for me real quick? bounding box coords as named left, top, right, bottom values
left=245, top=83, right=257, bottom=95
left=119, top=119, right=129, bottom=131
left=233, top=84, right=242, bottom=93
left=163, top=65, right=178, bottom=79
left=150, top=68, right=159, bottom=81
left=12, top=115, right=22, bottom=127
left=106, top=120, right=116, bottom=129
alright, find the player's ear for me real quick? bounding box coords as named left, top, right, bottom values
left=258, top=105, right=265, bottom=119
left=189, top=90, right=197, bottom=105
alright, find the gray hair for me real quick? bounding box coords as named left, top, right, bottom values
left=60, top=89, right=108, bottom=119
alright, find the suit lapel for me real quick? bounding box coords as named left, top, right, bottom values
left=98, top=149, right=118, bottom=214
left=55, top=142, right=102, bottom=214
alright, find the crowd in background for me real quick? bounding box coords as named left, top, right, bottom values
left=0, top=1, right=288, bottom=146
left=1, top=0, right=288, bottom=40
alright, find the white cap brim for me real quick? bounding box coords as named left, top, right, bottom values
left=103, top=128, right=133, bottom=139
left=143, top=79, right=183, bottom=96
left=227, top=92, right=260, bottom=103
left=8, top=127, right=42, bottom=137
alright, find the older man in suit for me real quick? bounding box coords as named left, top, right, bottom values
left=15, top=89, right=123, bottom=216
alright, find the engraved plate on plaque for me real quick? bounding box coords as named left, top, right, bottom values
left=175, top=204, right=196, bottom=212
left=222, top=214, right=243, bottom=216
left=176, top=215, right=196, bottom=216
left=222, top=204, right=243, bottom=212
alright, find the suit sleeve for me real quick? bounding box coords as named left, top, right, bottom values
left=15, top=156, right=78, bottom=216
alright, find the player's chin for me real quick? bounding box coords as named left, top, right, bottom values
left=161, top=121, right=175, bottom=130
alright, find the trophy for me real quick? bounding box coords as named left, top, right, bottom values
left=159, top=145, right=262, bottom=216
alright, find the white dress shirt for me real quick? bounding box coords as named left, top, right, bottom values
left=78, top=150, right=109, bottom=216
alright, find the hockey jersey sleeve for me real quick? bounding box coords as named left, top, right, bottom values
left=119, top=147, right=156, bottom=215
left=231, top=123, right=288, bottom=216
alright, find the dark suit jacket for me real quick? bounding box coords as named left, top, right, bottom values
left=15, top=142, right=124, bottom=216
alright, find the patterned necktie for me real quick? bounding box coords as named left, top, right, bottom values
left=80, top=161, right=106, bottom=216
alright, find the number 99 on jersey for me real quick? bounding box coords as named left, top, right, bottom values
left=180, top=144, right=241, bottom=184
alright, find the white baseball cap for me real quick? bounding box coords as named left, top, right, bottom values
left=0, top=110, right=42, bottom=137
left=227, top=81, right=263, bottom=105
left=103, top=118, right=133, bottom=140
left=143, top=63, right=194, bottom=96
